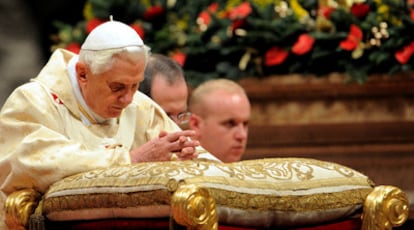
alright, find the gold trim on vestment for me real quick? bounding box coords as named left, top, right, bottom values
left=77, top=102, right=97, bottom=124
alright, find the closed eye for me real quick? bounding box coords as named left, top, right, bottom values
left=109, top=83, right=125, bottom=92
left=223, top=119, right=237, bottom=128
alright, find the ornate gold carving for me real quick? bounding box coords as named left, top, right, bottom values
left=4, top=188, right=41, bottom=229
left=362, top=185, right=409, bottom=230
left=171, top=184, right=218, bottom=230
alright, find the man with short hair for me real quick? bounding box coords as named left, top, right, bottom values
left=139, top=54, right=190, bottom=129
left=189, top=79, right=251, bottom=163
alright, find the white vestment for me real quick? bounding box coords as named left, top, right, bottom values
left=0, top=49, right=218, bottom=229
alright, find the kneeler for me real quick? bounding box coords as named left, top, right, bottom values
left=5, top=158, right=409, bottom=230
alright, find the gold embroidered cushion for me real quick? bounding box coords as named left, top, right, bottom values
left=42, top=158, right=374, bottom=227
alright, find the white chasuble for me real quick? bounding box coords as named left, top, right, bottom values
left=0, top=49, right=183, bottom=228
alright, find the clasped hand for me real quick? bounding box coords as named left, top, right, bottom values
left=130, top=130, right=199, bottom=163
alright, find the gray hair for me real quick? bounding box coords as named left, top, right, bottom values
left=79, top=45, right=151, bottom=75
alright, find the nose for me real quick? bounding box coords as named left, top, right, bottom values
left=119, top=89, right=134, bottom=104
left=234, top=124, right=248, bottom=140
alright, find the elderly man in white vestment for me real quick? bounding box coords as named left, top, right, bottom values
left=0, top=20, right=218, bottom=229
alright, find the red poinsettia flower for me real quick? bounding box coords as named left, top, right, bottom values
left=171, top=51, right=187, bottom=66
left=264, top=47, right=289, bottom=66
left=408, top=0, right=414, bottom=20
left=228, top=2, right=252, bottom=20
left=350, top=3, right=370, bottom=19
left=130, top=23, right=145, bottom=39
left=231, top=19, right=247, bottom=32
left=86, top=18, right=105, bottom=34
left=65, top=42, right=81, bottom=54
left=198, top=11, right=212, bottom=26
left=143, top=5, right=165, bottom=20
left=292, top=34, right=315, bottom=55
left=318, top=6, right=335, bottom=18
left=395, top=42, right=414, bottom=64
left=340, top=24, right=363, bottom=51
left=207, top=2, right=219, bottom=12
left=410, top=9, right=414, bottom=21
left=197, top=2, right=220, bottom=26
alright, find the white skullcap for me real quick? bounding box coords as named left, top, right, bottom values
left=81, top=20, right=144, bottom=51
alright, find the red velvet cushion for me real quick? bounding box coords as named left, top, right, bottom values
left=46, top=217, right=361, bottom=230
left=287, top=218, right=361, bottom=230
left=219, top=217, right=361, bottom=230
left=46, top=218, right=171, bottom=230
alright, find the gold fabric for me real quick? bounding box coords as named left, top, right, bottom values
left=41, top=158, right=374, bottom=227
left=0, top=49, right=201, bottom=228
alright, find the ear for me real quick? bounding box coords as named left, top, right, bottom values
left=75, top=62, right=87, bottom=84
left=189, top=113, right=201, bottom=131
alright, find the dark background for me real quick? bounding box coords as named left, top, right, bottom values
left=0, top=0, right=85, bottom=106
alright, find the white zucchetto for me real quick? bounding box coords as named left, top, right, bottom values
left=81, top=20, right=144, bottom=51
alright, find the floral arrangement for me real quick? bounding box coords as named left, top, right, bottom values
left=52, top=0, right=414, bottom=86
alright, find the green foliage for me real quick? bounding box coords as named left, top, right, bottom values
left=52, top=0, right=414, bottom=86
